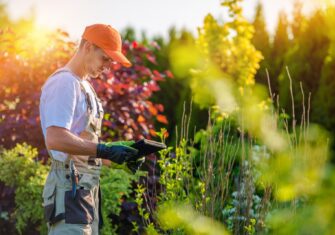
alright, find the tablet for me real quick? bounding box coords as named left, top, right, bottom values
left=131, top=139, right=167, bottom=157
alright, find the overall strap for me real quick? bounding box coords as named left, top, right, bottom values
left=47, top=67, right=95, bottom=114
left=85, top=81, right=104, bottom=118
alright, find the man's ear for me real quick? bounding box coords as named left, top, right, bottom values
left=83, top=40, right=93, bottom=53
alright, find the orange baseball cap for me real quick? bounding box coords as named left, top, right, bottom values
left=82, top=24, right=132, bottom=67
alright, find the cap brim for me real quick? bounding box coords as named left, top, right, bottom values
left=103, top=49, right=132, bottom=68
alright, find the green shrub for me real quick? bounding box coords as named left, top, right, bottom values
left=100, top=166, right=140, bottom=235
left=0, top=143, right=49, bottom=234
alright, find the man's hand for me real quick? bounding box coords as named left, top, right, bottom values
left=96, top=142, right=138, bottom=164
left=126, top=157, right=145, bottom=173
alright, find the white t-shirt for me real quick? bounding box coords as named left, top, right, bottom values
left=39, top=69, right=100, bottom=162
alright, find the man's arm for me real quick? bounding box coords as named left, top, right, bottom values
left=46, top=126, right=138, bottom=167
left=46, top=126, right=97, bottom=156
left=46, top=126, right=111, bottom=166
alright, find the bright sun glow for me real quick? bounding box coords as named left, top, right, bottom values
left=25, top=27, right=51, bottom=51
left=11, top=24, right=54, bottom=58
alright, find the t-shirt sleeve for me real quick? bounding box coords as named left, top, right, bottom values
left=42, top=74, right=78, bottom=130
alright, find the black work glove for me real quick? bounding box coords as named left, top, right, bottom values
left=96, top=142, right=138, bottom=164
left=126, top=157, right=145, bottom=173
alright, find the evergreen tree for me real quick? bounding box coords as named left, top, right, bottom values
left=291, top=0, right=306, bottom=41
left=272, top=11, right=290, bottom=60
left=278, top=10, right=330, bottom=123
left=252, top=2, right=270, bottom=57
left=122, top=26, right=136, bottom=42
left=312, top=6, right=335, bottom=137
left=269, top=11, right=290, bottom=94
left=252, top=2, right=271, bottom=86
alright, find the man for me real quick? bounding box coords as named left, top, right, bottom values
left=39, top=24, right=139, bottom=235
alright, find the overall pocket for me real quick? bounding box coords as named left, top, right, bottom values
left=42, top=182, right=56, bottom=222
left=64, top=189, right=95, bottom=224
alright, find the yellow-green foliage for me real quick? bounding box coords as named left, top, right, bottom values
left=158, top=202, right=229, bottom=235
left=170, top=0, right=284, bottom=150
left=0, top=143, right=49, bottom=234
left=155, top=129, right=188, bottom=204
left=170, top=0, right=262, bottom=110
left=197, top=11, right=261, bottom=87
left=257, top=125, right=329, bottom=201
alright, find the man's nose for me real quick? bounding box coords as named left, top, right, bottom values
left=103, top=60, right=117, bottom=70
left=102, top=64, right=111, bottom=72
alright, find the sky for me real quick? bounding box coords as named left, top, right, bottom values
left=3, top=0, right=321, bottom=40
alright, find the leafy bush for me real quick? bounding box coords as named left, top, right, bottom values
left=0, top=143, right=146, bottom=234
left=100, top=167, right=140, bottom=235
left=0, top=143, right=49, bottom=234
left=93, top=40, right=171, bottom=141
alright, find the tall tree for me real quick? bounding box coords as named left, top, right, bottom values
left=252, top=1, right=271, bottom=86
left=291, top=0, right=306, bottom=41
left=269, top=11, right=290, bottom=94
left=278, top=10, right=330, bottom=123
left=312, top=6, right=335, bottom=136
left=252, top=2, right=270, bottom=57
left=272, top=11, right=290, bottom=59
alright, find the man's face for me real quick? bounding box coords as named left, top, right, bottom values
left=84, top=42, right=113, bottom=78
